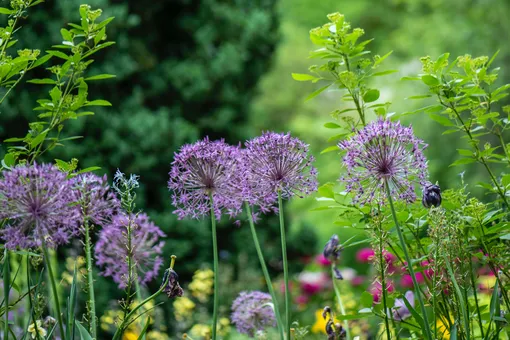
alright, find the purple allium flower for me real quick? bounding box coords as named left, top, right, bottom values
left=95, top=213, right=165, bottom=289
left=168, top=137, right=243, bottom=220
left=231, top=291, right=276, bottom=336
left=242, top=132, right=318, bottom=209
left=392, top=291, right=414, bottom=321
left=72, top=173, right=119, bottom=226
left=0, top=163, right=79, bottom=249
left=338, top=118, right=428, bottom=206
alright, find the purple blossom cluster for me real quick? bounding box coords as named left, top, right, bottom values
left=95, top=213, right=166, bottom=289
left=338, top=118, right=428, bottom=206
left=0, top=163, right=80, bottom=249
left=168, top=133, right=318, bottom=219
left=231, top=291, right=276, bottom=336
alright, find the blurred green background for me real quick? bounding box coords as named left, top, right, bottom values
left=1, top=0, right=509, bottom=337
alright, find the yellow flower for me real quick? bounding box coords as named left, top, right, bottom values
left=189, top=269, right=214, bottom=303
left=28, top=320, right=47, bottom=339
left=173, top=296, right=196, bottom=321
left=123, top=330, right=139, bottom=340
left=218, top=317, right=231, bottom=336
left=190, top=324, right=211, bottom=338
left=436, top=317, right=451, bottom=339
left=311, top=309, right=339, bottom=334
left=147, top=330, right=170, bottom=340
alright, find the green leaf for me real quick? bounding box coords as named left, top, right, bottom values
left=363, top=89, right=380, bottom=103
left=450, top=158, right=476, bottom=167
left=422, top=75, right=440, bottom=86
left=428, top=113, right=455, bottom=127
left=0, top=8, right=13, bottom=15
left=31, top=130, right=48, bottom=148
left=360, top=291, right=373, bottom=308
left=318, top=183, right=335, bottom=199
left=372, top=70, right=398, bottom=77
left=405, top=95, right=432, bottom=100
left=324, top=122, right=341, bottom=129
left=50, top=86, right=62, bottom=103
left=336, top=312, right=374, bottom=321
left=137, top=317, right=151, bottom=340
left=75, top=321, right=93, bottom=340
left=85, top=99, right=112, bottom=107
left=75, top=166, right=101, bottom=175
left=304, top=84, right=330, bottom=102
left=46, top=50, right=69, bottom=60
left=320, top=145, right=339, bottom=154
left=292, top=73, right=317, bottom=81
left=30, top=54, right=53, bottom=69
left=2, top=153, right=15, bottom=168
left=27, top=78, right=57, bottom=85
left=84, top=74, right=116, bottom=81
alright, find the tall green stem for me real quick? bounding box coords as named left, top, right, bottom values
left=84, top=221, right=97, bottom=339
left=209, top=195, right=219, bottom=340
left=245, top=203, right=284, bottom=340
left=384, top=181, right=432, bottom=340
left=135, top=280, right=146, bottom=340
left=277, top=191, right=291, bottom=339
left=3, top=249, right=10, bottom=340
left=42, top=239, right=66, bottom=339
left=331, top=268, right=350, bottom=339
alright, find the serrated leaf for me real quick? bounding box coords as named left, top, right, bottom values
left=422, top=75, right=440, bottom=86
left=85, top=99, right=112, bottom=107
left=363, top=89, right=380, bottom=103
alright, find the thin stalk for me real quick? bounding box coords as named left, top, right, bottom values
left=445, top=261, right=470, bottom=340
left=245, top=203, right=284, bottom=340
left=209, top=195, right=219, bottom=340
left=3, top=249, right=10, bottom=340
left=379, top=251, right=392, bottom=340
left=112, top=256, right=176, bottom=340
left=331, top=268, right=350, bottom=340
left=135, top=280, right=146, bottom=340
left=278, top=191, right=291, bottom=338
left=84, top=220, right=97, bottom=339
left=468, top=247, right=484, bottom=338
left=384, top=181, right=432, bottom=340
left=42, top=239, right=66, bottom=339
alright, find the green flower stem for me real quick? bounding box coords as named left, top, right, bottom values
left=384, top=181, right=432, bottom=340
left=277, top=191, right=291, bottom=339
left=468, top=241, right=484, bottom=338
left=135, top=280, right=146, bottom=340
left=42, top=239, right=66, bottom=339
left=3, top=249, right=10, bottom=340
left=379, top=253, right=392, bottom=340
left=84, top=220, right=97, bottom=339
left=112, top=256, right=176, bottom=340
left=209, top=195, right=219, bottom=340
left=331, top=268, right=350, bottom=340
left=245, top=203, right=285, bottom=340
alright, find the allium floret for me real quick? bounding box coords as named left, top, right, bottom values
left=242, top=132, right=318, bottom=209
left=72, top=173, right=119, bottom=226
left=338, top=118, right=428, bottom=206
left=95, top=213, right=165, bottom=288
left=0, top=163, right=79, bottom=249
left=231, top=291, right=276, bottom=337
left=168, top=137, right=243, bottom=220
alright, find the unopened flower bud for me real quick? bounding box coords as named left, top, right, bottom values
left=422, top=183, right=441, bottom=208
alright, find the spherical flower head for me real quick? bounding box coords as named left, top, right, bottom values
left=168, top=137, right=243, bottom=220
left=72, top=173, right=120, bottom=226
left=0, top=163, right=79, bottom=249
left=95, top=213, right=166, bottom=289
left=338, top=118, right=428, bottom=206
left=242, top=132, right=318, bottom=208
left=231, top=291, right=276, bottom=336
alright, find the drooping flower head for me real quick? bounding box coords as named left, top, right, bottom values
left=0, top=163, right=79, bottom=249
left=72, top=173, right=119, bottom=226
left=422, top=183, right=441, bottom=208
left=338, top=118, right=428, bottom=206
left=231, top=291, right=276, bottom=336
left=168, top=137, right=242, bottom=220
left=242, top=132, right=318, bottom=209
left=95, top=213, right=165, bottom=289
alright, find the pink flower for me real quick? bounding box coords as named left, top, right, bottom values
left=295, top=295, right=309, bottom=305
left=369, top=281, right=395, bottom=303
left=351, top=276, right=365, bottom=287
left=421, top=261, right=434, bottom=279
left=383, top=251, right=396, bottom=263
left=356, top=248, right=375, bottom=263
left=315, top=254, right=332, bottom=266
left=298, top=272, right=329, bottom=296
left=400, top=273, right=424, bottom=289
